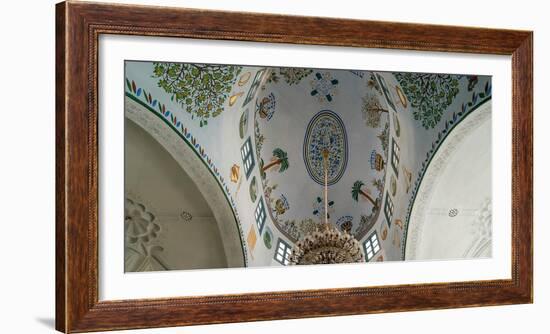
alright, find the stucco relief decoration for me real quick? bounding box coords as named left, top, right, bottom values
left=124, top=198, right=167, bottom=272
left=125, top=198, right=160, bottom=245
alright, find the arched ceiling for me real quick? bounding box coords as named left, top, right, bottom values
left=405, top=101, right=492, bottom=260
left=124, top=61, right=492, bottom=270
left=125, top=101, right=246, bottom=270
left=125, top=118, right=213, bottom=218
left=125, top=118, right=229, bottom=271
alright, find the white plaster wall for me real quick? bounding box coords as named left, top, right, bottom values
left=125, top=98, right=246, bottom=267
left=406, top=102, right=492, bottom=260
left=124, top=119, right=229, bottom=270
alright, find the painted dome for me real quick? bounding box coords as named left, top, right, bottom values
left=124, top=60, right=493, bottom=270
left=253, top=69, right=390, bottom=243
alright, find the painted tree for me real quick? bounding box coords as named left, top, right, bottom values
left=362, top=94, right=389, bottom=128
left=351, top=180, right=379, bottom=208
left=394, top=73, right=460, bottom=129
left=153, top=62, right=242, bottom=126
left=261, top=148, right=289, bottom=178
left=279, top=67, right=313, bottom=85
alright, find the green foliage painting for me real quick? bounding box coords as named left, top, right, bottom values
left=260, top=148, right=289, bottom=179
left=153, top=62, right=242, bottom=127
left=394, top=73, right=460, bottom=130
left=361, top=94, right=389, bottom=128
left=351, top=180, right=378, bottom=208
left=266, top=67, right=313, bottom=86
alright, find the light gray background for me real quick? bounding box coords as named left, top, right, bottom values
left=0, top=0, right=546, bottom=333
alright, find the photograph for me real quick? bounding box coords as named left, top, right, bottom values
left=41, top=1, right=537, bottom=332
left=124, top=61, right=492, bottom=271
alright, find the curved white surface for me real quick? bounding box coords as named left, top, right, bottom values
left=405, top=101, right=492, bottom=260
left=125, top=97, right=246, bottom=267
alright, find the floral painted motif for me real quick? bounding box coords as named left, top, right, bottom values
left=378, top=122, right=390, bottom=156
left=272, top=194, right=290, bottom=218
left=278, top=218, right=318, bottom=242
left=263, top=227, right=274, bottom=249
left=254, top=117, right=265, bottom=161
left=249, top=176, right=258, bottom=202
left=349, top=70, right=365, bottom=79
left=152, top=62, right=242, bottom=127
left=303, top=110, right=348, bottom=186
left=239, top=108, right=249, bottom=139
left=393, top=73, right=460, bottom=129
left=265, top=67, right=313, bottom=86
left=279, top=67, right=313, bottom=85
left=310, top=72, right=339, bottom=103
left=312, top=195, right=335, bottom=220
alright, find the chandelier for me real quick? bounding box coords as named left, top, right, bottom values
left=290, top=149, right=365, bottom=265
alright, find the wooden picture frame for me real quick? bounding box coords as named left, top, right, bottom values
left=56, top=1, right=533, bottom=332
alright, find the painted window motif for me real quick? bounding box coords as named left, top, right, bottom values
left=376, top=73, right=397, bottom=111
left=274, top=238, right=292, bottom=265
left=241, top=137, right=255, bottom=179
left=242, top=69, right=266, bottom=107
left=254, top=197, right=267, bottom=234
left=375, top=73, right=397, bottom=112
left=384, top=192, right=394, bottom=227
left=391, top=137, right=400, bottom=177
left=363, top=231, right=381, bottom=261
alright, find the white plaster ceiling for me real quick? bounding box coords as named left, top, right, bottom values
left=125, top=117, right=233, bottom=271
left=125, top=118, right=213, bottom=218
left=405, top=101, right=492, bottom=260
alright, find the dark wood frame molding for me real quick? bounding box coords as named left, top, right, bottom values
left=56, top=1, right=533, bottom=332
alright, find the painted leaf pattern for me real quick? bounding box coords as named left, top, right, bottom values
left=153, top=62, right=242, bottom=126
left=394, top=73, right=460, bottom=129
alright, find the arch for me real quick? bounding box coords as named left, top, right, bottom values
left=125, top=96, right=247, bottom=267
left=405, top=100, right=492, bottom=260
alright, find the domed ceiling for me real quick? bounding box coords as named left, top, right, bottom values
left=124, top=60, right=492, bottom=271
left=254, top=69, right=389, bottom=243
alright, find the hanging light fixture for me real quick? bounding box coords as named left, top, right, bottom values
left=289, top=149, right=365, bottom=265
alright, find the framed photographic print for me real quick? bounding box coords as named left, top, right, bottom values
left=56, top=1, right=533, bottom=332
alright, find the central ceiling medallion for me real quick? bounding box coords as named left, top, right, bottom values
left=303, top=110, right=348, bottom=186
